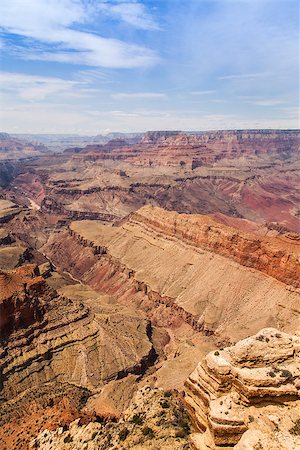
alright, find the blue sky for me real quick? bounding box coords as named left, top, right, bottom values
left=0, top=0, right=299, bottom=134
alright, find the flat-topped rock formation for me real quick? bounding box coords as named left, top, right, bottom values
left=0, top=133, right=48, bottom=161
left=67, top=130, right=300, bottom=168
left=43, top=206, right=300, bottom=343
left=184, top=328, right=300, bottom=449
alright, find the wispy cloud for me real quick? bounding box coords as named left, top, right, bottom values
left=0, top=72, right=91, bottom=101
left=190, top=90, right=216, bottom=95
left=249, top=99, right=287, bottom=106
left=218, top=73, right=269, bottom=81
left=97, top=2, right=159, bottom=30
left=111, top=92, right=167, bottom=100
left=0, top=0, right=159, bottom=68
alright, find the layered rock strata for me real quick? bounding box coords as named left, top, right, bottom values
left=0, top=265, right=155, bottom=402
left=43, top=206, right=299, bottom=342
left=131, top=206, right=300, bottom=288
left=184, top=328, right=300, bottom=449
left=68, top=130, right=300, bottom=167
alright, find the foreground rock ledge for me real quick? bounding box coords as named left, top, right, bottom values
left=184, top=328, right=300, bottom=449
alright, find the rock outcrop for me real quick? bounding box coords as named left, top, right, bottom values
left=0, top=264, right=157, bottom=448
left=184, top=328, right=300, bottom=449
left=30, top=386, right=192, bottom=450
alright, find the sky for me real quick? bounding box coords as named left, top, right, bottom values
left=0, top=0, right=299, bottom=134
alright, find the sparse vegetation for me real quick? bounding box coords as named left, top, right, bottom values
left=164, top=390, right=172, bottom=398
left=131, top=414, right=143, bottom=425
left=214, top=351, right=220, bottom=356
left=119, top=427, right=129, bottom=441
left=142, top=426, right=154, bottom=438
left=289, top=419, right=300, bottom=435
left=161, top=400, right=170, bottom=409
left=63, top=434, right=73, bottom=443
left=280, top=369, right=293, bottom=379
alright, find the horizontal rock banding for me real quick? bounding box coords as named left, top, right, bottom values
left=131, top=206, right=300, bottom=287
left=184, top=328, right=300, bottom=448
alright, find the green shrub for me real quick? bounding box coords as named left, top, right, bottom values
left=63, top=434, right=73, bottom=443
left=164, top=390, right=172, bottom=398
left=280, top=369, right=293, bottom=380
left=119, top=427, right=129, bottom=441
left=142, top=426, right=154, bottom=438
left=131, top=414, right=143, bottom=425
left=290, top=419, right=300, bottom=435
left=161, top=400, right=170, bottom=409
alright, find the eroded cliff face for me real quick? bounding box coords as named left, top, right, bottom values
left=43, top=206, right=300, bottom=344
left=131, top=206, right=300, bottom=288
left=184, top=328, right=300, bottom=449
left=0, top=265, right=43, bottom=337
left=0, top=265, right=156, bottom=448
left=71, top=130, right=300, bottom=167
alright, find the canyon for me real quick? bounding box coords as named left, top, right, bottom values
left=0, top=129, right=299, bottom=449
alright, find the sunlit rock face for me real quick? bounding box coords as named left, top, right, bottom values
left=184, top=328, right=300, bottom=449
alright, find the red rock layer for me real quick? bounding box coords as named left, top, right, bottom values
left=67, top=130, right=300, bottom=167
left=130, top=206, right=300, bottom=287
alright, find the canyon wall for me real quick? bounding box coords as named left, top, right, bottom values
left=131, top=206, right=300, bottom=288
left=68, top=130, right=300, bottom=167
left=43, top=206, right=300, bottom=343
left=0, top=265, right=155, bottom=402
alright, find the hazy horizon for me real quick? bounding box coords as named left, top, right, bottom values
left=1, top=0, right=299, bottom=134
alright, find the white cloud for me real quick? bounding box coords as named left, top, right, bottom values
left=190, top=90, right=216, bottom=95
left=0, top=71, right=91, bottom=101
left=0, top=0, right=159, bottom=68
left=98, top=2, right=159, bottom=30
left=218, top=73, right=269, bottom=81
left=111, top=92, right=167, bottom=100
left=249, top=99, right=287, bottom=106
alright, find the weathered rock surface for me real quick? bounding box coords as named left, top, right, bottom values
left=0, top=265, right=156, bottom=448
left=30, top=386, right=192, bottom=449
left=0, top=265, right=154, bottom=398
left=184, top=328, right=300, bottom=449
left=131, top=206, right=300, bottom=287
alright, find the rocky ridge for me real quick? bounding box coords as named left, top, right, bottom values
left=131, top=206, right=300, bottom=287
left=43, top=206, right=300, bottom=342
left=0, top=264, right=156, bottom=448
left=68, top=130, right=300, bottom=168
left=31, top=386, right=191, bottom=450
left=184, top=328, right=300, bottom=449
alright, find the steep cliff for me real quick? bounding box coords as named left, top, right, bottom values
left=43, top=206, right=300, bottom=343
left=184, top=328, right=300, bottom=449
left=0, top=265, right=156, bottom=448
left=131, top=206, right=300, bottom=287
left=69, top=130, right=300, bottom=167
